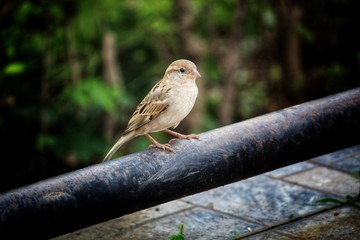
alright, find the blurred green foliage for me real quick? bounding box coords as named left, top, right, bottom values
left=59, top=78, right=124, bottom=113
left=3, top=62, right=26, bottom=75
left=0, top=0, right=359, bottom=191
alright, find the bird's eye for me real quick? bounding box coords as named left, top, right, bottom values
left=179, top=68, right=185, bottom=73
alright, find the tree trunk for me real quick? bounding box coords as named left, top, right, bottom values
left=39, top=32, right=51, bottom=173
left=65, top=20, right=82, bottom=84
left=279, top=0, right=304, bottom=101
left=210, top=1, right=245, bottom=126
left=216, top=44, right=241, bottom=125
left=102, top=31, right=124, bottom=141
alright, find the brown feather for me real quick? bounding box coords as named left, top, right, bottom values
left=123, top=81, right=171, bottom=135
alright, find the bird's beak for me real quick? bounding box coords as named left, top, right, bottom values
left=190, top=68, right=201, bottom=79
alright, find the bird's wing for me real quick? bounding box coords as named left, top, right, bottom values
left=123, top=81, right=171, bottom=135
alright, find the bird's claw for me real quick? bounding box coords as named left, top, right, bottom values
left=148, top=143, right=176, bottom=153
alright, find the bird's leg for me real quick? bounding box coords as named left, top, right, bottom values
left=164, top=129, right=200, bottom=143
left=145, top=133, right=176, bottom=153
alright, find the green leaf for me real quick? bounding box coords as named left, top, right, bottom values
left=169, top=224, right=184, bottom=240
left=3, top=62, right=26, bottom=75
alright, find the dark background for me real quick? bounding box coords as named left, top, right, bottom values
left=1, top=0, right=359, bottom=192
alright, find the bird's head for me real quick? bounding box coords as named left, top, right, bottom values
left=164, top=59, right=201, bottom=84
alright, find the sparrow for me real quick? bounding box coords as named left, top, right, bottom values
left=103, top=59, right=201, bottom=161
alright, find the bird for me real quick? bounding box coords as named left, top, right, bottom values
left=103, top=59, right=201, bottom=161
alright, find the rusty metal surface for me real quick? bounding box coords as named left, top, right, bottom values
left=0, top=88, right=359, bottom=239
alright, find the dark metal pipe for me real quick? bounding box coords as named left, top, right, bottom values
left=1, top=88, right=360, bottom=239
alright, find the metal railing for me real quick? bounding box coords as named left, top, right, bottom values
left=1, top=87, right=359, bottom=239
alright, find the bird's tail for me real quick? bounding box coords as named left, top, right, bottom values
left=103, top=133, right=135, bottom=161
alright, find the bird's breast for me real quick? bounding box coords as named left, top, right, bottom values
left=171, top=83, right=198, bottom=115
left=146, top=83, right=198, bottom=132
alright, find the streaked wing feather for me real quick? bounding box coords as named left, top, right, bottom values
left=123, top=81, right=170, bottom=135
